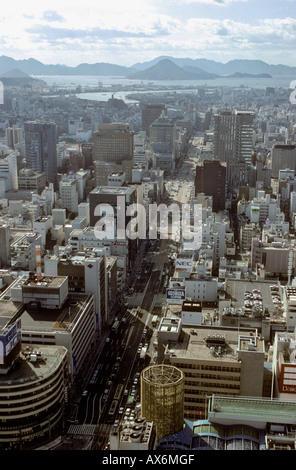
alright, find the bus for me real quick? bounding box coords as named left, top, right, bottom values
left=108, top=400, right=118, bottom=422
left=151, top=315, right=158, bottom=327
left=114, top=384, right=124, bottom=401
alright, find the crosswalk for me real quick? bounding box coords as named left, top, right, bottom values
left=67, top=424, right=97, bottom=436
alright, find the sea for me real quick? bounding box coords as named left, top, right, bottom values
left=34, top=75, right=296, bottom=104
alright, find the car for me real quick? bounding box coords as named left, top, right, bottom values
left=124, top=389, right=128, bottom=396
left=133, top=378, right=138, bottom=385
left=114, top=419, right=119, bottom=427
left=82, top=390, right=88, bottom=397
left=119, top=406, right=124, bottom=414
left=106, top=337, right=110, bottom=343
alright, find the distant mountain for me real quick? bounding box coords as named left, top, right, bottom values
left=127, top=58, right=218, bottom=80
left=0, top=54, right=295, bottom=79
left=131, top=56, right=296, bottom=76
left=227, top=72, right=272, bottom=79
left=0, top=68, right=31, bottom=78
left=0, top=55, right=135, bottom=76
left=0, top=67, right=45, bottom=86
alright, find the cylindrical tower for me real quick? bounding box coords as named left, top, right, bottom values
left=140, top=364, right=184, bottom=440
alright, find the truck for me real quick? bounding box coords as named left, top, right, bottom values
left=140, top=345, right=148, bottom=360
left=151, top=315, right=158, bottom=327
left=112, top=320, right=120, bottom=332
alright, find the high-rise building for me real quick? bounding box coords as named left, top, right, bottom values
left=149, top=112, right=175, bottom=153
left=5, top=125, right=23, bottom=150
left=214, top=110, right=254, bottom=192
left=93, top=123, right=134, bottom=164
left=59, top=177, right=79, bottom=214
left=0, top=151, right=18, bottom=197
left=24, top=121, right=58, bottom=190
left=271, top=144, right=296, bottom=178
left=0, top=221, right=10, bottom=268
left=195, top=160, right=226, bottom=212
left=141, top=103, right=166, bottom=136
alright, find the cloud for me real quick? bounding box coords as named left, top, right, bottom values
left=180, top=0, right=247, bottom=4
left=41, top=10, right=65, bottom=22
left=26, top=23, right=170, bottom=42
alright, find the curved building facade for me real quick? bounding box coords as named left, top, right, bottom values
left=0, top=345, right=68, bottom=449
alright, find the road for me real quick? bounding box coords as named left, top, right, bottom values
left=62, top=137, right=200, bottom=449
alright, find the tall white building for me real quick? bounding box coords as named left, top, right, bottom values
left=59, top=177, right=78, bottom=213
left=0, top=151, right=18, bottom=197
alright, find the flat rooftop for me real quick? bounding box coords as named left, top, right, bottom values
left=90, top=186, right=134, bottom=195
left=0, top=344, right=67, bottom=385
left=224, top=279, right=283, bottom=319
left=208, top=395, right=296, bottom=425
left=167, top=326, right=264, bottom=362
left=0, top=291, right=92, bottom=333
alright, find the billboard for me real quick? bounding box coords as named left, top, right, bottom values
left=0, top=319, right=22, bottom=365
left=175, top=258, right=193, bottom=273
left=166, top=287, right=186, bottom=303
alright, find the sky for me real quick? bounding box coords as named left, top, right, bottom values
left=0, top=0, right=296, bottom=67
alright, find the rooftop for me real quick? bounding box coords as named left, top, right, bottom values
left=166, top=325, right=263, bottom=362
left=0, top=344, right=67, bottom=385
left=208, top=395, right=296, bottom=425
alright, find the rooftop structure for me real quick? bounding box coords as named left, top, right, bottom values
left=141, top=364, right=184, bottom=440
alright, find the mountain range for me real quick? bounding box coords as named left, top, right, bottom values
left=0, top=54, right=295, bottom=81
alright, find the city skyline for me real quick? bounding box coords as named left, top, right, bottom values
left=0, top=0, right=295, bottom=68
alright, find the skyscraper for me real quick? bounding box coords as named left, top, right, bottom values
left=214, top=110, right=254, bottom=193
left=24, top=121, right=58, bottom=190
left=195, top=160, right=226, bottom=212
left=141, top=103, right=166, bottom=136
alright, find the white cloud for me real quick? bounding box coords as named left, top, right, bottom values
left=0, top=1, right=295, bottom=66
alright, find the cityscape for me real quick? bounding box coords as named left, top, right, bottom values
left=1, top=0, right=296, bottom=457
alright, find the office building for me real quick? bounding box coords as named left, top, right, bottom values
left=158, top=321, right=265, bottom=420
left=141, top=103, right=166, bottom=136
left=93, top=123, right=134, bottom=164
left=5, top=125, right=23, bottom=150
left=4, top=273, right=96, bottom=380
left=0, top=151, right=18, bottom=197
left=89, top=186, right=138, bottom=270
left=195, top=160, right=226, bottom=212
left=10, top=232, right=42, bottom=271
left=59, top=177, right=78, bottom=214
left=149, top=113, right=175, bottom=153
left=272, top=330, right=296, bottom=399
left=18, top=168, right=46, bottom=194
left=24, top=121, right=58, bottom=190
left=0, top=339, right=68, bottom=449
left=214, top=110, right=254, bottom=192
left=271, top=144, right=296, bottom=178
left=45, top=248, right=108, bottom=327
left=0, top=222, right=10, bottom=268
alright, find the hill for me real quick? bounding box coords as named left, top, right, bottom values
left=127, top=58, right=218, bottom=80
left=131, top=56, right=296, bottom=77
